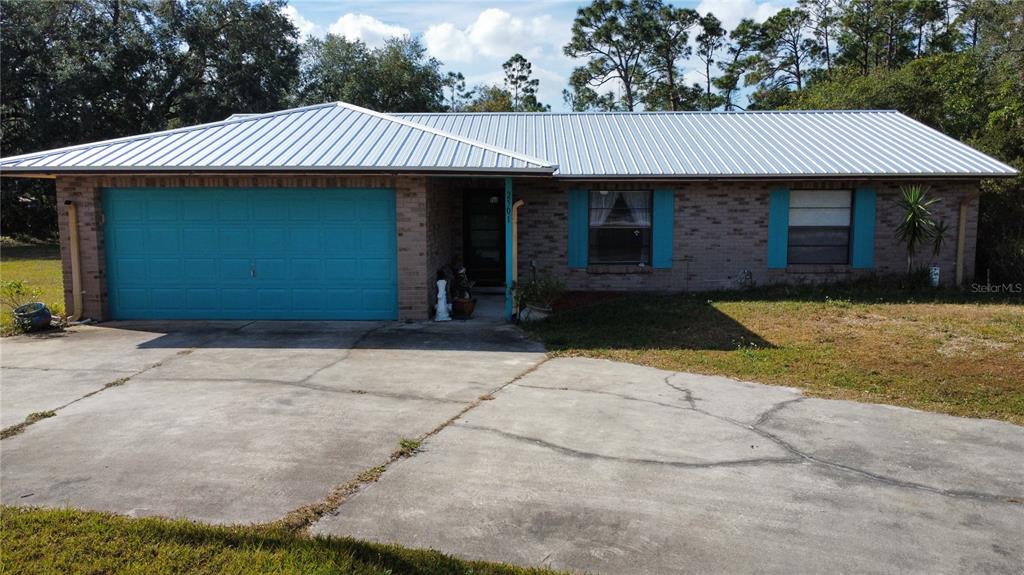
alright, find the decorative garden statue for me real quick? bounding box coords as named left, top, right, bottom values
left=435, top=279, right=451, bottom=321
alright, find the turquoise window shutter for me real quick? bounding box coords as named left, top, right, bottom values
left=568, top=189, right=588, bottom=268
left=767, top=188, right=790, bottom=269
left=651, top=189, right=674, bottom=268
left=851, top=187, right=877, bottom=268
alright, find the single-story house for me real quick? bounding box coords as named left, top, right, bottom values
left=0, top=102, right=1016, bottom=322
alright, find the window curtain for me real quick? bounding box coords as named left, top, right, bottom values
left=589, top=191, right=617, bottom=226
left=622, top=191, right=651, bottom=226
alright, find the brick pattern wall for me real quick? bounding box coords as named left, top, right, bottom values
left=54, top=174, right=430, bottom=321
left=424, top=180, right=459, bottom=315
left=513, top=178, right=980, bottom=292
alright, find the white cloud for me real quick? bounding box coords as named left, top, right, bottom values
left=423, top=22, right=474, bottom=63
left=424, top=8, right=567, bottom=64
left=328, top=13, right=410, bottom=48
left=280, top=5, right=322, bottom=39
left=696, top=0, right=789, bottom=30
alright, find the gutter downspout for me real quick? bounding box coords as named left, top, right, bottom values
left=65, top=200, right=83, bottom=321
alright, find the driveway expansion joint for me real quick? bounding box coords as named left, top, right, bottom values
left=278, top=351, right=551, bottom=533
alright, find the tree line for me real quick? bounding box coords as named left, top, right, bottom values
left=0, top=0, right=1020, bottom=280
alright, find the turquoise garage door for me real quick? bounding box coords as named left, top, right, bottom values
left=102, top=187, right=397, bottom=320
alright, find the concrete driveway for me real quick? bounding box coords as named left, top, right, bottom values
left=0, top=320, right=544, bottom=523
left=312, top=358, right=1024, bottom=574
left=2, top=323, right=1022, bottom=573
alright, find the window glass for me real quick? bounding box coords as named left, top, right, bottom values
left=788, top=190, right=852, bottom=265
left=588, top=191, right=651, bottom=264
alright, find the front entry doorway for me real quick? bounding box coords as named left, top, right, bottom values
left=463, top=189, right=506, bottom=287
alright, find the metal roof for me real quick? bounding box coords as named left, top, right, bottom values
left=1, top=103, right=1015, bottom=179
left=397, top=110, right=1017, bottom=178
left=0, top=102, right=556, bottom=175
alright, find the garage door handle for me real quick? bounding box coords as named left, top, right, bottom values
left=250, top=266, right=255, bottom=278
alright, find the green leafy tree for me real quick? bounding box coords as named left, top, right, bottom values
left=563, top=0, right=658, bottom=111
left=799, top=0, right=838, bottom=73
left=298, top=36, right=446, bottom=112
left=563, top=67, right=620, bottom=111
left=466, top=85, right=514, bottom=112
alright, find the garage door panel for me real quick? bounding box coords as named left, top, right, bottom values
left=218, top=228, right=250, bottom=252
left=252, top=227, right=287, bottom=251
left=147, top=197, right=179, bottom=221
left=151, top=289, right=185, bottom=310
left=257, top=289, right=289, bottom=311
left=104, top=187, right=396, bottom=320
left=222, top=289, right=257, bottom=310
left=184, top=259, right=218, bottom=282
left=288, top=228, right=321, bottom=252
left=148, top=259, right=183, bottom=281
left=146, top=228, right=180, bottom=253
left=182, top=198, right=217, bottom=221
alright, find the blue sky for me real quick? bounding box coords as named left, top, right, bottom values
left=284, top=0, right=792, bottom=111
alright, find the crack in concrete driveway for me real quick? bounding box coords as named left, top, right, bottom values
left=313, top=356, right=1024, bottom=575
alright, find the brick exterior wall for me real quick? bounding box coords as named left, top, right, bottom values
left=512, top=178, right=980, bottom=292
left=54, top=174, right=430, bottom=321
left=52, top=173, right=980, bottom=323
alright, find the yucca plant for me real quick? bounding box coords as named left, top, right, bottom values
left=895, top=185, right=947, bottom=275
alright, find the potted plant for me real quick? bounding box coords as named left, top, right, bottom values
left=450, top=264, right=476, bottom=319
left=518, top=277, right=564, bottom=321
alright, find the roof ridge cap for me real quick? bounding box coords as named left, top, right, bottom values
left=337, top=102, right=556, bottom=168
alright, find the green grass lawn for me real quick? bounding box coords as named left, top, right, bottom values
left=0, top=240, right=64, bottom=335
left=0, top=506, right=566, bottom=575
left=526, top=285, right=1024, bottom=425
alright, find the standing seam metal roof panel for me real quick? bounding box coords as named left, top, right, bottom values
left=0, top=104, right=1014, bottom=177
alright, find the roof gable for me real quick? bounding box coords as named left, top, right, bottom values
left=0, top=102, right=555, bottom=174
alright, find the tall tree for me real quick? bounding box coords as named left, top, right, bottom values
left=714, top=19, right=763, bottom=110
left=642, top=4, right=699, bottom=110
left=694, top=12, right=727, bottom=109
left=799, top=0, right=838, bottom=73
left=562, top=67, right=620, bottom=111
left=442, top=72, right=474, bottom=112
left=563, top=0, right=658, bottom=111
left=502, top=54, right=549, bottom=112
left=752, top=8, right=818, bottom=92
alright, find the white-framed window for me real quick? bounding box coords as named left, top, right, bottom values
left=788, top=190, right=852, bottom=265
left=588, top=190, right=652, bottom=264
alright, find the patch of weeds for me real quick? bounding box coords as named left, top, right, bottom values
left=277, top=465, right=387, bottom=532
left=395, top=438, right=421, bottom=458
left=1, top=410, right=56, bottom=439
left=103, top=377, right=129, bottom=389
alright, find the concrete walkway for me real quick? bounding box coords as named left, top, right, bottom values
left=313, top=357, right=1024, bottom=575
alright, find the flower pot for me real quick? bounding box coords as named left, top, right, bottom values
left=13, top=302, right=52, bottom=331
left=520, top=303, right=551, bottom=322
left=452, top=297, right=476, bottom=319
